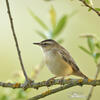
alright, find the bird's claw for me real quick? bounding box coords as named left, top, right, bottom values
left=46, top=78, right=55, bottom=87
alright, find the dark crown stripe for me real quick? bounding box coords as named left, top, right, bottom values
left=41, top=39, right=55, bottom=43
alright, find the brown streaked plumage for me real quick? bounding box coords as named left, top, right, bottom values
left=33, top=39, right=88, bottom=79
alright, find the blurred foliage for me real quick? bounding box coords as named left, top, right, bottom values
left=0, top=72, right=29, bottom=100
left=88, top=7, right=100, bottom=12
left=85, top=0, right=100, bottom=12
left=95, top=8, right=100, bottom=11
left=79, top=34, right=100, bottom=64
left=85, top=0, right=93, bottom=6
left=1, top=0, right=100, bottom=99
left=0, top=5, right=99, bottom=100
left=28, top=6, right=68, bottom=43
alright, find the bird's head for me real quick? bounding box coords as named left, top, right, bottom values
left=33, top=39, right=58, bottom=51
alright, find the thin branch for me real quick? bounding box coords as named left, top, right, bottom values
left=29, top=79, right=100, bottom=100
left=87, top=63, right=100, bottom=100
left=0, top=79, right=99, bottom=89
left=5, top=0, right=28, bottom=81
left=79, top=0, right=100, bottom=16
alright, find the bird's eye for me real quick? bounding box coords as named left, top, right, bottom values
left=43, top=43, right=47, bottom=46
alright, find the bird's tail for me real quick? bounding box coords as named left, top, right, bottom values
left=73, top=71, right=88, bottom=79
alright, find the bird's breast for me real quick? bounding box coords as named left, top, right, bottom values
left=44, top=50, right=73, bottom=76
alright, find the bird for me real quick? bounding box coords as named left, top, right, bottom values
left=33, top=39, right=88, bottom=80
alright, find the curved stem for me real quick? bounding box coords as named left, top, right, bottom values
left=5, top=0, right=28, bottom=81
left=87, top=64, right=100, bottom=100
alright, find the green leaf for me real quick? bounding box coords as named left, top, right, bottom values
left=28, top=9, right=49, bottom=30
left=87, top=37, right=94, bottom=54
left=35, top=30, right=47, bottom=39
left=95, top=8, right=100, bottom=11
left=93, top=53, right=100, bottom=63
left=85, top=0, right=93, bottom=6
left=88, top=8, right=92, bottom=12
left=79, top=46, right=91, bottom=55
left=52, top=15, right=68, bottom=38
left=95, top=53, right=100, bottom=59
left=85, top=0, right=90, bottom=4
left=95, top=42, right=100, bottom=49
left=49, top=6, right=56, bottom=30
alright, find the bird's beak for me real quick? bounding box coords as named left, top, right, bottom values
left=33, top=42, right=41, bottom=46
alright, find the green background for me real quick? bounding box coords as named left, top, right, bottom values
left=0, top=0, right=100, bottom=100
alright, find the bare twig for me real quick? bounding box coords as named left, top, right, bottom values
left=87, top=63, right=100, bottom=100
left=5, top=0, right=28, bottom=81
left=29, top=78, right=100, bottom=100
left=0, top=78, right=99, bottom=90
left=79, top=0, right=100, bottom=16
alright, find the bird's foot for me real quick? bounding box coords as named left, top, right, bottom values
left=46, top=77, right=56, bottom=87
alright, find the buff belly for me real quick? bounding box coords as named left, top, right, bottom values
left=44, top=50, right=73, bottom=76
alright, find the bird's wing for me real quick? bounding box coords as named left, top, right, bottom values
left=58, top=47, right=79, bottom=72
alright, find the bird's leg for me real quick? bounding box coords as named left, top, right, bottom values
left=46, top=76, right=56, bottom=87
left=59, top=74, right=71, bottom=85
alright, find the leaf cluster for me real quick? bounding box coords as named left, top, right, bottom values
left=28, top=6, right=68, bottom=43
left=79, top=35, right=100, bottom=64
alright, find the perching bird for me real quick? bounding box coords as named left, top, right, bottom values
left=33, top=39, right=88, bottom=79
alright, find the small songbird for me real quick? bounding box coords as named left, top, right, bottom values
left=33, top=39, right=88, bottom=79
